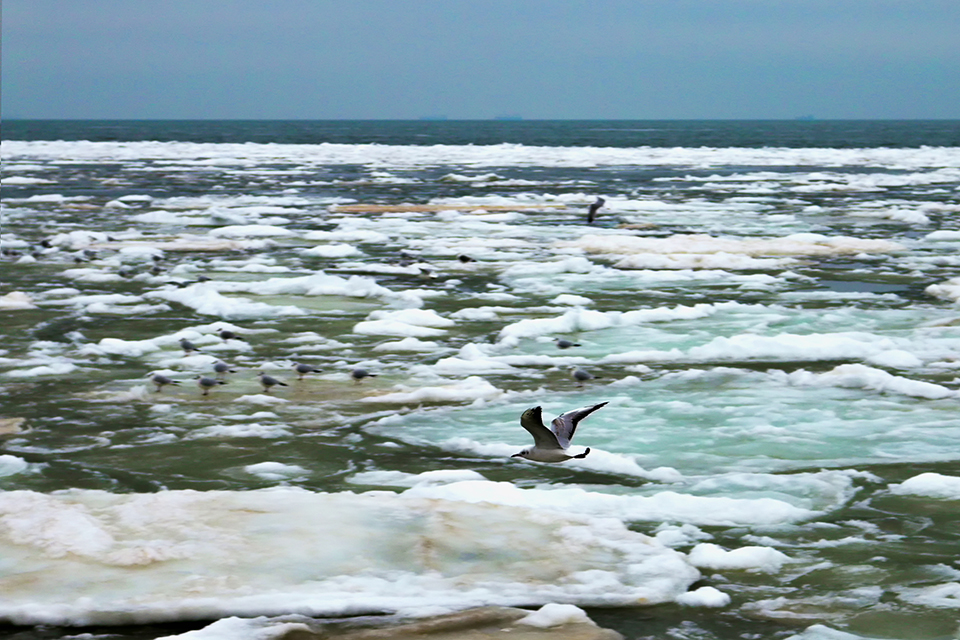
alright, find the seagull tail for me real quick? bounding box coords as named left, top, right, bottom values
left=574, top=447, right=591, bottom=459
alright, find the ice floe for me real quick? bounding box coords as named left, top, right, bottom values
left=888, top=473, right=960, bottom=500
left=687, top=542, right=792, bottom=573
left=0, top=292, right=37, bottom=310
left=0, top=487, right=700, bottom=625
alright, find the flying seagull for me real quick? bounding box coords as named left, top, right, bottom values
left=512, top=402, right=607, bottom=462
left=587, top=197, right=605, bottom=224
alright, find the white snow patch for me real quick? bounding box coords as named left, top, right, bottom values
left=517, top=603, right=592, bottom=628
left=889, top=473, right=960, bottom=500
left=361, top=377, right=502, bottom=405
left=244, top=462, right=308, bottom=481
left=675, top=586, right=732, bottom=607
left=0, top=292, right=37, bottom=310
left=687, top=543, right=792, bottom=573
left=301, top=243, right=363, bottom=258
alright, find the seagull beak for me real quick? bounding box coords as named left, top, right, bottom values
left=511, top=453, right=522, bottom=458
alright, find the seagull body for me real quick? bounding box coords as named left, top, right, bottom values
left=195, top=375, right=226, bottom=396
left=213, top=361, right=236, bottom=378
left=555, top=338, right=581, bottom=349
left=147, top=372, right=180, bottom=392
left=587, top=197, right=605, bottom=224
left=293, top=362, right=323, bottom=380
left=571, top=366, right=600, bottom=385
left=179, top=338, right=201, bottom=354
left=217, top=327, right=245, bottom=341
left=258, top=372, right=288, bottom=393
left=351, top=367, right=377, bottom=383
left=512, top=402, right=607, bottom=462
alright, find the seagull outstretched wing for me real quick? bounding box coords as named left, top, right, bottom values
left=520, top=406, right=562, bottom=451
left=550, top=402, right=608, bottom=449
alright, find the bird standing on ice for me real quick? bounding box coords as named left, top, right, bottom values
left=571, top=366, right=600, bottom=386
left=512, top=402, right=607, bottom=462
left=216, top=327, right=245, bottom=341
left=195, top=375, right=226, bottom=396
left=292, top=362, right=323, bottom=380
left=179, top=337, right=202, bottom=354
left=258, top=372, right=288, bottom=393
left=147, top=372, right=180, bottom=392
left=213, top=361, right=236, bottom=378
left=351, top=368, right=376, bottom=383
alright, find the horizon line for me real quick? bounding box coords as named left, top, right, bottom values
left=4, top=117, right=960, bottom=122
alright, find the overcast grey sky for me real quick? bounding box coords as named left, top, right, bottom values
left=3, top=0, right=959, bottom=119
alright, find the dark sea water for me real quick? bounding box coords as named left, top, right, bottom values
left=5, top=118, right=960, bottom=148
left=2, top=120, right=959, bottom=640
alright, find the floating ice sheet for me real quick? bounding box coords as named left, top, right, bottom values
left=0, top=487, right=699, bottom=626
left=6, top=140, right=959, bottom=170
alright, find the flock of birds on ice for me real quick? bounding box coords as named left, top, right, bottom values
left=3, top=197, right=613, bottom=464
left=146, top=327, right=604, bottom=463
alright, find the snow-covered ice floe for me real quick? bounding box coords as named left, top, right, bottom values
left=888, top=472, right=960, bottom=500
left=0, top=486, right=702, bottom=626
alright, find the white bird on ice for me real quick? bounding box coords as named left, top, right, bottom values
left=511, top=401, right=607, bottom=462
